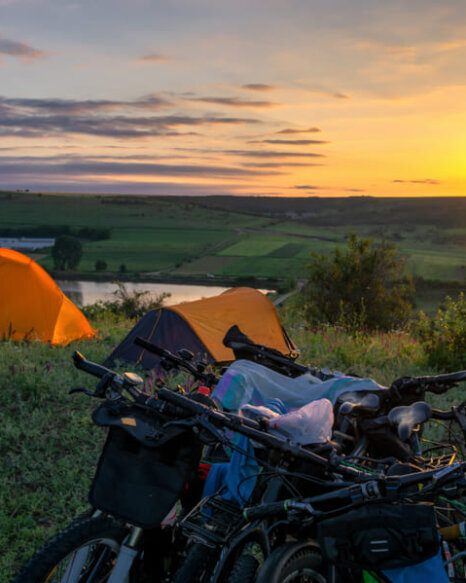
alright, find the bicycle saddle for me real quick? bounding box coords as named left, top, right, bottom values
left=337, top=392, right=381, bottom=417
left=388, top=401, right=432, bottom=441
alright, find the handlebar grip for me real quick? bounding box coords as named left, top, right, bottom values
left=431, top=408, right=455, bottom=420
left=72, top=351, right=114, bottom=379
left=158, top=387, right=208, bottom=414
left=243, top=501, right=287, bottom=521
left=134, top=337, right=166, bottom=357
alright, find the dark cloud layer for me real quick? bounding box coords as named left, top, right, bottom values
left=393, top=179, right=440, bottom=185
left=249, top=139, right=329, bottom=145
left=277, top=127, right=321, bottom=134
left=0, top=95, right=262, bottom=138
left=241, top=84, right=277, bottom=92
left=0, top=180, right=245, bottom=196
left=139, top=53, right=173, bottom=63
left=0, top=95, right=172, bottom=114
left=224, top=149, right=325, bottom=159
left=187, top=96, right=278, bottom=108
left=244, top=162, right=312, bottom=168
left=307, top=89, right=350, bottom=100
left=0, top=156, right=279, bottom=178
left=0, top=38, right=46, bottom=61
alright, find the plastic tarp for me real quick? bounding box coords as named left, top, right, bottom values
left=212, top=359, right=386, bottom=411
left=0, top=248, right=96, bottom=345
left=241, top=399, right=334, bottom=444
left=105, top=287, right=296, bottom=368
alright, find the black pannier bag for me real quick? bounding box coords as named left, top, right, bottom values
left=317, top=503, right=439, bottom=570
left=89, top=401, right=203, bottom=528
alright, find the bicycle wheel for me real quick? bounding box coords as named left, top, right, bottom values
left=11, top=514, right=131, bottom=583
left=171, top=543, right=218, bottom=583
left=256, top=541, right=327, bottom=583
left=226, top=554, right=260, bottom=583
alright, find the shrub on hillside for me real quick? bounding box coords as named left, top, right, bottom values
left=95, top=260, right=107, bottom=271
left=51, top=235, right=82, bottom=270
left=301, top=233, right=414, bottom=331
left=82, top=281, right=170, bottom=320
left=416, top=293, right=466, bottom=371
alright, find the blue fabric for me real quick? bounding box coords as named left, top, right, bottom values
left=381, top=547, right=449, bottom=583
left=202, top=399, right=285, bottom=504
left=202, top=433, right=259, bottom=504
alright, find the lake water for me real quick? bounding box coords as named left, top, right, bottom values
left=56, top=280, right=258, bottom=307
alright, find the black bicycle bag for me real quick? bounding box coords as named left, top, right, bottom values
left=89, top=400, right=202, bottom=528
left=317, top=503, right=439, bottom=570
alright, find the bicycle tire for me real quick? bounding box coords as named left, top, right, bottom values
left=11, top=514, right=130, bottom=583
left=256, top=542, right=327, bottom=583
left=171, top=543, right=218, bottom=583
left=226, top=554, right=260, bottom=583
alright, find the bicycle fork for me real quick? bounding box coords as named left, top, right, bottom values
left=107, top=526, right=143, bottom=583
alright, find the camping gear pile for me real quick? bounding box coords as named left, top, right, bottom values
left=9, top=287, right=466, bottom=583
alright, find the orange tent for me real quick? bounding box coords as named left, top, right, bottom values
left=105, top=287, right=296, bottom=368
left=0, top=248, right=96, bottom=344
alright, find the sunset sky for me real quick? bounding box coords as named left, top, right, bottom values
left=1, top=0, right=465, bottom=197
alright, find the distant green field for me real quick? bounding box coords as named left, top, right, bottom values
left=0, top=192, right=465, bottom=285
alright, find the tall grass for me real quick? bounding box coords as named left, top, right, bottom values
left=0, top=315, right=132, bottom=580
left=0, top=310, right=463, bottom=581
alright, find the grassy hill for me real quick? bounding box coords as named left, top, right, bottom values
left=1, top=192, right=464, bottom=311
left=1, top=308, right=465, bottom=580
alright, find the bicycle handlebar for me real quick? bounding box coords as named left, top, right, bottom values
left=390, top=370, right=466, bottom=398
left=73, top=350, right=115, bottom=379
left=243, top=462, right=466, bottom=522
left=157, top=388, right=362, bottom=479
left=133, top=336, right=217, bottom=387
left=222, top=325, right=309, bottom=376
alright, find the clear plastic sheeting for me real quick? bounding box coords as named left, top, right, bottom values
left=213, top=359, right=386, bottom=412
left=241, top=398, right=334, bottom=444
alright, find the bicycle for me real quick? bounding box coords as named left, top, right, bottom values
left=11, top=350, right=217, bottom=583
left=243, top=461, right=466, bottom=582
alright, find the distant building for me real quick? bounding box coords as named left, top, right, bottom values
left=0, top=237, right=55, bottom=251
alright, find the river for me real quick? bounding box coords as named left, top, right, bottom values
left=56, top=280, right=270, bottom=307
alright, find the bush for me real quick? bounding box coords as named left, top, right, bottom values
left=416, top=293, right=466, bottom=371
left=95, top=260, right=107, bottom=271
left=51, top=235, right=82, bottom=270
left=82, top=282, right=170, bottom=320
left=301, top=233, right=414, bottom=331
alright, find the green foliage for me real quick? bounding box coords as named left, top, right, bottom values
left=416, top=293, right=466, bottom=371
left=82, top=281, right=170, bottom=320
left=119, top=263, right=127, bottom=273
left=51, top=235, right=83, bottom=270
left=301, top=233, right=414, bottom=330
left=95, top=259, right=107, bottom=271
left=280, top=306, right=428, bottom=384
